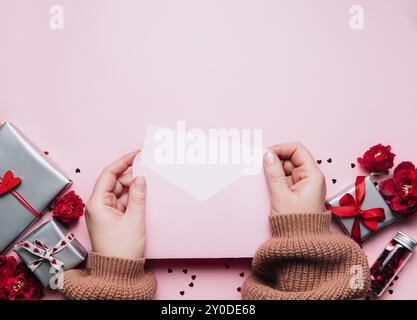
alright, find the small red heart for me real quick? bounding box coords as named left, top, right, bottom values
left=0, top=170, right=21, bottom=196
left=51, top=259, right=57, bottom=264
left=61, top=240, right=66, bottom=246
left=33, top=248, right=39, bottom=253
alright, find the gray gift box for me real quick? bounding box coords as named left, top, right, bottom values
left=0, top=122, right=72, bottom=253
left=326, top=176, right=398, bottom=242
left=14, top=219, right=87, bottom=287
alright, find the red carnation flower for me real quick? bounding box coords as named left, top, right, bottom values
left=358, top=144, right=395, bottom=173
left=380, top=161, right=417, bottom=216
left=0, top=256, right=17, bottom=288
left=53, top=191, right=85, bottom=224
left=0, top=257, right=42, bottom=300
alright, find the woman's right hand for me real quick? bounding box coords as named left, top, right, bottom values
left=263, top=142, right=327, bottom=215
left=85, top=151, right=147, bottom=260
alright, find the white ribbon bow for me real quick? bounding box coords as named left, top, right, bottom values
left=15, top=233, right=75, bottom=272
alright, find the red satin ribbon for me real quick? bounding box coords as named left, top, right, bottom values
left=327, top=176, right=385, bottom=243
left=0, top=170, right=42, bottom=218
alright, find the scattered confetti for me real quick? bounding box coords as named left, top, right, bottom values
left=327, top=158, right=332, bottom=163
left=317, top=160, right=322, bottom=165
left=237, top=287, right=241, bottom=292
left=75, top=168, right=81, bottom=173
left=332, top=179, right=337, bottom=184
left=189, top=282, right=194, bottom=287
left=225, top=264, right=231, bottom=269
left=239, top=272, right=245, bottom=277
left=182, top=269, right=188, bottom=274
left=167, top=268, right=173, bottom=273
left=180, top=291, right=185, bottom=296
left=351, top=163, right=356, bottom=168
left=388, top=290, right=393, bottom=295
left=394, top=276, right=399, bottom=281
left=191, top=275, right=196, bottom=280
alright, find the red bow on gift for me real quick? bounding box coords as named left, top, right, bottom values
left=327, top=176, right=386, bottom=244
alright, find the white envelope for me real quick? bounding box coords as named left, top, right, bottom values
left=133, top=125, right=270, bottom=259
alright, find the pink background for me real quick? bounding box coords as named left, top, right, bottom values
left=1, top=0, right=417, bottom=299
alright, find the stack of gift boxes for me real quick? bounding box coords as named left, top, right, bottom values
left=0, top=122, right=87, bottom=297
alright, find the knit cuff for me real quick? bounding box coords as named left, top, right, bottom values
left=89, top=252, right=146, bottom=281
left=270, top=211, right=332, bottom=237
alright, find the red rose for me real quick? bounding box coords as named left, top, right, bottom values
left=53, top=191, right=85, bottom=224
left=358, top=144, right=396, bottom=173
left=380, top=161, right=417, bottom=216
left=0, top=258, right=42, bottom=300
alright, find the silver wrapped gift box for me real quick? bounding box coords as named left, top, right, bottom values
left=0, top=122, right=71, bottom=253
left=14, top=219, right=87, bottom=287
left=327, top=176, right=397, bottom=242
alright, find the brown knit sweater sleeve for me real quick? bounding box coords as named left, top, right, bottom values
left=61, top=252, right=157, bottom=300
left=242, top=212, right=370, bottom=300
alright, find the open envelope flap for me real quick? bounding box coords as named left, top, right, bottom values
left=139, top=126, right=264, bottom=201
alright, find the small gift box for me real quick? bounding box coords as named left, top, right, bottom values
left=326, top=176, right=397, bottom=243
left=14, top=219, right=87, bottom=287
left=0, top=122, right=71, bottom=253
